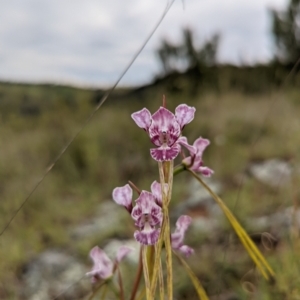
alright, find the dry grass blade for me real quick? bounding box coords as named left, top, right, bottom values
left=159, top=258, right=165, bottom=300
left=163, top=161, right=174, bottom=300
left=174, top=252, right=209, bottom=300
left=164, top=208, right=173, bottom=300
left=188, top=170, right=275, bottom=281
left=142, top=246, right=151, bottom=300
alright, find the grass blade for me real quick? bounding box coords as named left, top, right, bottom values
left=174, top=252, right=209, bottom=300
left=188, top=169, right=275, bottom=281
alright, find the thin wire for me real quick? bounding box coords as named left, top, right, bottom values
left=0, top=0, right=176, bottom=238
left=51, top=275, right=86, bottom=300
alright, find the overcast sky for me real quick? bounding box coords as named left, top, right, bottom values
left=0, top=0, right=288, bottom=87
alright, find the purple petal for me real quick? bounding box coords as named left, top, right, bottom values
left=131, top=108, right=152, bottom=131
left=131, top=206, right=143, bottom=225
left=87, top=246, right=113, bottom=281
left=131, top=191, right=162, bottom=227
left=116, top=246, right=133, bottom=263
left=112, top=184, right=133, bottom=212
left=134, top=191, right=157, bottom=214
left=134, top=229, right=160, bottom=245
left=175, top=104, right=196, bottom=129
left=193, top=137, right=210, bottom=157
left=171, top=231, right=184, bottom=248
left=149, top=205, right=163, bottom=226
left=150, top=143, right=181, bottom=161
left=177, top=136, right=197, bottom=155
left=148, top=107, right=181, bottom=146
left=182, top=156, right=192, bottom=167
left=176, top=215, right=192, bottom=232
left=171, top=216, right=193, bottom=251
left=178, top=245, right=194, bottom=257
left=197, top=166, right=214, bottom=177
left=150, top=181, right=168, bottom=206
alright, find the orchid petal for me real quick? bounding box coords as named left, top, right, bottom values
left=171, top=216, right=194, bottom=256
left=134, top=228, right=160, bottom=245
left=150, top=143, right=181, bottom=161
left=176, top=215, right=192, bottom=232
left=198, top=166, right=214, bottom=177
left=194, top=137, right=210, bottom=156
left=148, top=107, right=180, bottom=146
left=112, top=184, right=133, bottom=212
left=178, top=245, right=194, bottom=257
left=87, top=246, right=113, bottom=282
left=177, top=136, right=197, bottom=155
left=116, top=246, right=133, bottom=263
left=175, top=104, right=196, bottom=129
left=131, top=108, right=152, bottom=131
left=134, top=191, right=157, bottom=214
left=150, top=180, right=168, bottom=206
left=131, top=191, right=162, bottom=227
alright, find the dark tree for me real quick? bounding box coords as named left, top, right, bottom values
left=271, top=0, right=300, bottom=63
left=156, top=28, right=220, bottom=75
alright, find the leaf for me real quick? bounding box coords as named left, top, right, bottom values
left=174, top=251, right=209, bottom=300
left=187, top=170, right=275, bottom=281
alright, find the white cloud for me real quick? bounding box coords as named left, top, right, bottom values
left=0, top=0, right=289, bottom=86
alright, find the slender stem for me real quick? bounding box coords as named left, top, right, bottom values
left=130, top=246, right=143, bottom=300
left=158, top=256, right=165, bottom=300
left=100, top=284, right=108, bottom=300
left=164, top=208, right=173, bottom=300
left=147, top=245, right=155, bottom=280
left=162, top=161, right=173, bottom=300
left=150, top=162, right=167, bottom=297
left=128, top=180, right=142, bottom=195
left=88, top=280, right=107, bottom=300
left=150, top=214, right=167, bottom=296
left=117, top=266, right=125, bottom=300
left=142, top=245, right=151, bottom=300
left=173, top=164, right=185, bottom=176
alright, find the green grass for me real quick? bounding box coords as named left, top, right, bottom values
left=0, top=82, right=300, bottom=298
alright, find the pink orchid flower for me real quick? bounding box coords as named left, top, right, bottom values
left=131, top=191, right=162, bottom=245
left=112, top=182, right=164, bottom=245
left=181, top=137, right=214, bottom=177
left=86, top=246, right=132, bottom=283
left=131, top=104, right=196, bottom=161
left=171, top=215, right=194, bottom=257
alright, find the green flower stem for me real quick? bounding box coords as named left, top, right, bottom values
left=173, top=164, right=186, bottom=176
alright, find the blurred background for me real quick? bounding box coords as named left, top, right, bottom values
left=1, top=0, right=300, bottom=299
